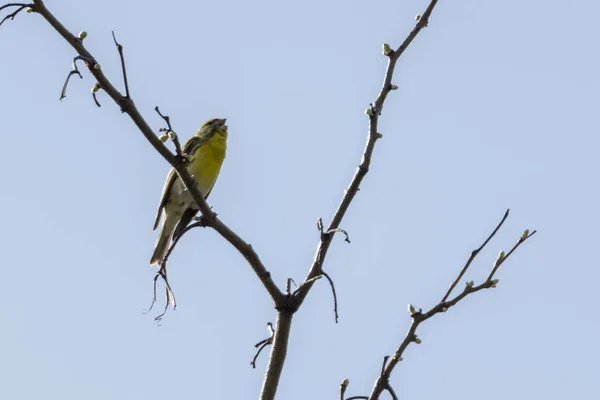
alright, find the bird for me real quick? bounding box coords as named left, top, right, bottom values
left=150, top=118, right=228, bottom=265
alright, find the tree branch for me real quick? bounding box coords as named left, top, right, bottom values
left=0, top=2, right=31, bottom=26
left=3, top=4, right=537, bottom=400
left=251, top=322, right=275, bottom=369
left=293, top=0, right=441, bottom=306
left=254, top=0, right=445, bottom=396
left=441, top=209, right=510, bottom=302
left=366, top=221, right=536, bottom=400
left=259, top=311, right=294, bottom=400
left=25, top=0, right=284, bottom=305
left=111, top=30, right=130, bottom=99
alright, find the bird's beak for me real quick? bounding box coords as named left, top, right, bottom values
left=219, top=118, right=228, bottom=130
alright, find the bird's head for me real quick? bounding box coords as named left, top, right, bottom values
left=198, top=118, right=228, bottom=138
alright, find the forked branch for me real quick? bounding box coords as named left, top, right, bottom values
left=366, top=211, right=536, bottom=400
left=0, top=3, right=32, bottom=26
left=259, top=1, right=444, bottom=400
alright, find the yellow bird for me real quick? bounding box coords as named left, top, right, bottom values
left=150, top=118, right=228, bottom=265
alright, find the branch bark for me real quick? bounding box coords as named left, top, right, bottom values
left=259, top=311, right=294, bottom=400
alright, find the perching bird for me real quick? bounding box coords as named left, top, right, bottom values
left=150, top=118, right=228, bottom=265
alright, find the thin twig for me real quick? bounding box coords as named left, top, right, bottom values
left=325, top=227, right=351, bottom=243
left=111, top=31, right=130, bottom=99
left=155, top=106, right=184, bottom=160
left=0, top=3, right=31, bottom=27
left=441, top=209, right=510, bottom=302
left=380, top=356, right=389, bottom=376
left=155, top=265, right=177, bottom=323
left=322, top=271, right=339, bottom=323
left=91, top=83, right=102, bottom=107
left=251, top=322, right=275, bottom=369
left=142, top=268, right=176, bottom=324
left=143, top=272, right=160, bottom=313
left=164, top=220, right=206, bottom=264
left=292, top=275, right=321, bottom=295
left=60, top=70, right=82, bottom=100
left=251, top=342, right=271, bottom=369
left=0, top=2, right=28, bottom=11
left=319, top=216, right=351, bottom=243
left=143, top=219, right=209, bottom=319
left=286, top=278, right=296, bottom=296
left=291, top=271, right=338, bottom=322
left=60, top=55, right=92, bottom=100
left=367, top=222, right=535, bottom=400
left=143, top=260, right=178, bottom=323
left=487, top=230, right=536, bottom=281
left=385, top=384, right=398, bottom=400
left=340, top=379, right=349, bottom=400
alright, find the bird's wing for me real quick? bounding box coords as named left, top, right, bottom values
left=170, top=167, right=218, bottom=237
left=172, top=208, right=199, bottom=239
left=152, top=135, right=207, bottom=231
left=152, top=167, right=178, bottom=231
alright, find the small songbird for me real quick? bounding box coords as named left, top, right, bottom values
left=150, top=118, right=228, bottom=265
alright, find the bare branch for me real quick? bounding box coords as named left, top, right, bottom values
left=143, top=266, right=176, bottom=325
left=285, top=278, right=296, bottom=296
left=251, top=322, right=274, bottom=369
left=60, top=69, right=82, bottom=100
left=488, top=229, right=536, bottom=280
left=441, top=209, right=510, bottom=302
left=291, top=271, right=338, bottom=323
left=60, top=55, right=90, bottom=100
left=155, top=106, right=184, bottom=158
left=341, top=379, right=369, bottom=400
left=259, top=311, right=294, bottom=400
left=325, top=227, right=351, bottom=243
left=0, top=3, right=31, bottom=27
left=366, top=220, right=536, bottom=400
left=380, top=356, right=389, bottom=376
left=111, top=31, right=130, bottom=99
left=385, top=384, right=398, bottom=400
left=251, top=342, right=271, bottom=369
left=293, top=0, right=441, bottom=307
left=91, top=82, right=102, bottom=107
left=143, top=217, right=214, bottom=319
left=322, top=271, right=339, bottom=323
left=24, top=0, right=284, bottom=305
left=340, top=379, right=349, bottom=400
left=292, top=275, right=321, bottom=295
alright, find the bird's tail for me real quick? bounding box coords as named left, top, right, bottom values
left=150, top=215, right=178, bottom=265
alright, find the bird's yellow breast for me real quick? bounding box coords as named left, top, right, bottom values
left=187, top=134, right=227, bottom=196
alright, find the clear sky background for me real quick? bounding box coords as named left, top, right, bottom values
left=1, top=0, right=598, bottom=399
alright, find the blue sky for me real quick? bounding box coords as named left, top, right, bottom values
left=1, top=0, right=598, bottom=399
